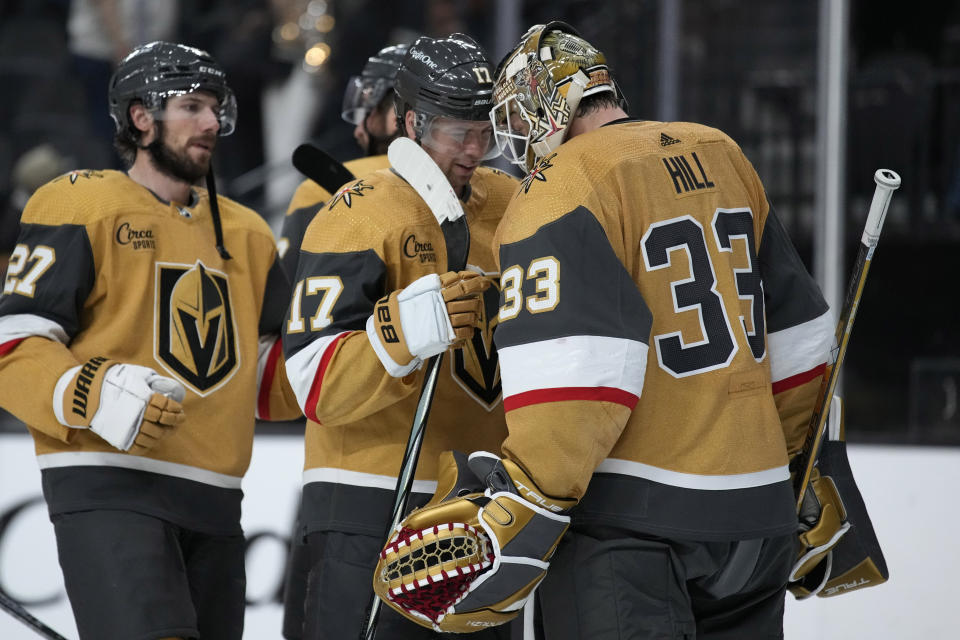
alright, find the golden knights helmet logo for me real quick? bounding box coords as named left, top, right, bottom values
left=451, top=281, right=502, bottom=411
left=155, top=260, right=239, bottom=395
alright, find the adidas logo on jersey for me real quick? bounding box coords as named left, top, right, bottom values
left=660, top=132, right=681, bottom=146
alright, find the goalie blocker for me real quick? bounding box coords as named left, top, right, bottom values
left=789, top=396, right=889, bottom=598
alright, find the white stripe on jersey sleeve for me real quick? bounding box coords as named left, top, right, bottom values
left=499, top=334, right=648, bottom=399
left=0, top=313, right=69, bottom=345
left=284, top=331, right=350, bottom=411
left=767, top=310, right=835, bottom=383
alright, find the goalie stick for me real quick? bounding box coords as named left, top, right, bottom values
left=359, top=137, right=471, bottom=640
left=291, top=143, right=356, bottom=193
left=793, top=168, right=901, bottom=514
left=0, top=590, right=67, bottom=640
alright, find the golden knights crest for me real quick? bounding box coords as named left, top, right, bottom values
left=451, top=281, right=502, bottom=410
left=154, top=260, right=239, bottom=395
left=328, top=179, right=374, bottom=210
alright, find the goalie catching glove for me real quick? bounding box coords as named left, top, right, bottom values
left=367, top=270, right=490, bottom=377
left=53, top=357, right=186, bottom=452
left=373, top=450, right=575, bottom=633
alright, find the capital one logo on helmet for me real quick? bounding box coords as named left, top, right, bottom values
left=154, top=260, right=239, bottom=395
left=409, top=49, right=439, bottom=70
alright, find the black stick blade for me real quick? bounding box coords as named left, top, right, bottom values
left=292, top=144, right=356, bottom=193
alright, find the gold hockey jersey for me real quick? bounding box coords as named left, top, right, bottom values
left=279, top=155, right=392, bottom=279
left=493, top=121, right=834, bottom=540
left=283, top=166, right=517, bottom=535
left=0, top=169, right=298, bottom=534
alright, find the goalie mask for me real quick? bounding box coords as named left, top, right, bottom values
left=491, top=22, right=617, bottom=172
left=109, top=41, right=237, bottom=142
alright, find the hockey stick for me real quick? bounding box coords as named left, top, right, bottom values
left=359, top=137, right=470, bottom=640
left=291, top=143, right=356, bottom=193
left=793, top=169, right=901, bottom=515
left=0, top=590, right=67, bottom=640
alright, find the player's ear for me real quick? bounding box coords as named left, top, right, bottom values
left=404, top=110, right=417, bottom=140
left=130, top=102, right=155, bottom=137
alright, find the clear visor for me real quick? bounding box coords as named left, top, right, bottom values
left=341, top=75, right=389, bottom=125
left=490, top=94, right=533, bottom=171
left=150, top=87, right=237, bottom=136
left=420, top=116, right=500, bottom=161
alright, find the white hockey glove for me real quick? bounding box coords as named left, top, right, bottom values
left=366, top=271, right=489, bottom=377
left=373, top=451, right=574, bottom=633
left=54, top=357, right=186, bottom=453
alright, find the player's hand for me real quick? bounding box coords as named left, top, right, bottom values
left=367, top=271, right=491, bottom=376
left=54, top=358, right=186, bottom=452
left=439, top=270, right=490, bottom=345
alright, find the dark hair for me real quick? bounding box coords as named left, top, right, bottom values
left=575, top=92, right=623, bottom=118
left=112, top=100, right=143, bottom=167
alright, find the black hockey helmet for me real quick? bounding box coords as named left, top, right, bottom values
left=342, top=43, right=409, bottom=125
left=393, top=33, right=494, bottom=131
left=108, top=41, right=237, bottom=141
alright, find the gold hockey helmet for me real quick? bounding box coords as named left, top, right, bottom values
left=491, top=22, right=617, bottom=172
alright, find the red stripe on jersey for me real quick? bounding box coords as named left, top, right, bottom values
left=772, top=362, right=826, bottom=395
left=304, top=332, right=350, bottom=422
left=257, top=338, right=283, bottom=420
left=0, top=338, right=24, bottom=357
left=504, top=386, right=639, bottom=412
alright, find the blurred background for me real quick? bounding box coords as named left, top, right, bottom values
left=0, top=0, right=957, bottom=637
left=1, top=0, right=957, bottom=441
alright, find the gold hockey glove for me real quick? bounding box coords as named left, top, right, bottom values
left=373, top=450, right=574, bottom=633
left=54, top=357, right=186, bottom=452
left=366, top=271, right=490, bottom=377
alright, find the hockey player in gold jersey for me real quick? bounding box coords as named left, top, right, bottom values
left=279, top=43, right=408, bottom=640
left=278, top=44, right=408, bottom=279
left=0, top=42, right=299, bottom=640
left=380, top=22, right=836, bottom=638
left=281, top=34, right=517, bottom=640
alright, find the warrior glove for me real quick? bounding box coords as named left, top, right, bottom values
left=373, top=450, right=575, bottom=633
left=367, top=270, right=489, bottom=377
left=53, top=357, right=186, bottom=452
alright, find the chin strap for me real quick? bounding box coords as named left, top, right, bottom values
left=205, top=165, right=232, bottom=260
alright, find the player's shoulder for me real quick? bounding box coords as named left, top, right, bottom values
left=327, top=167, right=421, bottom=215
left=199, top=189, right=274, bottom=240
left=301, top=169, right=409, bottom=252
left=344, top=154, right=390, bottom=177
left=286, top=178, right=332, bottom=215
left=474, top=165, right=519, bottom=190
left=465, top=166, right=520, bottom=217
left=22, top=169, right=145, bottom=226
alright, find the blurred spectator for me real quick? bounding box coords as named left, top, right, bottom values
left=1, top=143, right=69, bottom=275
left=67, top=0, right=180, bottom=166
